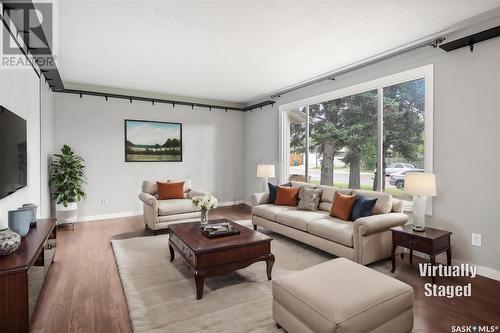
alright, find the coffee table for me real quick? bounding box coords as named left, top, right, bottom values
left=168, top=219, right=275, bottom=300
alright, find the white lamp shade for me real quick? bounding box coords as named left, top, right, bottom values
left=404, top=172, right=437, bottom=196
left=257, top=164, right=275, bottom=178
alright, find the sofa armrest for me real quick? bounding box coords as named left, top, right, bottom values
left=251, top=192, right=269, bottom=206
left=354, top=213, right=409, bottom=236
left=187, top=189, right=210, bottom=199
left=139, top=192, right=157, bottom=206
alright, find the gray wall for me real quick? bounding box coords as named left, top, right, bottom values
left=0, top=21, right=54, bottom=226
left=53, top=94, right=245, bottom=219
left=244, top=21, right=500, bottom=273
left=40, top=82, right=54, bottom=218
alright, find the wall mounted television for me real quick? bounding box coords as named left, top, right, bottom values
left=0, top=106, right=27, bottom=199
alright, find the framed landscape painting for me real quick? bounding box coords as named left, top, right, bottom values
left=125, top=119, right=182, bottom=162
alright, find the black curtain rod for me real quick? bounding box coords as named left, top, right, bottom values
left=53, top=88, right=275, bottom=112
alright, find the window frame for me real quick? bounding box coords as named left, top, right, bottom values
left=279, top=64, right=434, bottom=214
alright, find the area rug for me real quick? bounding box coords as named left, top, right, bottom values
left=111, top=220, right=388, bottom=332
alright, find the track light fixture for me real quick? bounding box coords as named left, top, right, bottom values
left=429, top=37, right=445, bottom=48
left=64, top=89, right=273, bottom=112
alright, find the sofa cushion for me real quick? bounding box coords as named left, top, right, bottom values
left=275, top=186, right=300, bottom=206
left=272, top=258, right=414, bottom=333
left=351, top=194, right=377, bottom=221
left=158, top=199, right=200, bottom=216
left=142, top=179, right=192, bottom=196
left=268, top=182, right=291, bottom=204
left=330, top=192, right=358, bottom=221
left=354, top=190, right=393, bottom=215
left=276, top=210, right=329, bottom=231
left=307, top=217, right=354, bottom=247
left=298, top=187, right=322, bottom=211
left=317, top=186, right=352, bottom=203
left=252, top=204, right=297, bottom=221
left=157, top=181, right=185, bottom=200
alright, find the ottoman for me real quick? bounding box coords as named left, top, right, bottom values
left=272, top=258, right=414, bottom=333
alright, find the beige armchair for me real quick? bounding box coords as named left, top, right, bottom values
left=138, top=179, right=209, bottom=233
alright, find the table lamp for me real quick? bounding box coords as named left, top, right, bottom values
left=257, top=164, right=275, bottom=192
left=404, top=172, right=436, bottom=232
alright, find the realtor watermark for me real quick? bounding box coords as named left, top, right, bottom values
left=419, top=263, right=498, bottom=332
left=451, top=325, right=499, bottom=332
left=420, top=263, right=476, bottom=298
left=1, top=1, right=57, bottom=69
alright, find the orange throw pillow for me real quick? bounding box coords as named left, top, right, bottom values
left=330, top=192, right=358, bottom=221
left=157, top=181, right=185, bottom=200
left=275, top=186, right=300, bottom=206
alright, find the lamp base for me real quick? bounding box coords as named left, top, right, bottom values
left=411, top=224, right=426, bottom=232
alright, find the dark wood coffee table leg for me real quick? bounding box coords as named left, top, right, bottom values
left=266, top=254, right=275, bottom=280
left=446, top=248, right=452, bottom=265
left=194, top=270, right=206, bottom=300
left=169, top=244, right=175, bottom=262
left=391, top=244, right=397, bottom=273
left=410, top=249, right=413, bottom=264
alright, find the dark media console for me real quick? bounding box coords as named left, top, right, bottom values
left=0, top=219, right=56, bottom=333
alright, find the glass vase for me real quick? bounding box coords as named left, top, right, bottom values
left=200, top=209, right=209, bottom=227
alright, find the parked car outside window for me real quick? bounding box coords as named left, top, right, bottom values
left=373, top=163, right=416, bottom=177
left=389, top=169, right=424, bottom=189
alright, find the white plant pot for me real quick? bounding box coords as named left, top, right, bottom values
left=55, top=202, right=78, bottom=224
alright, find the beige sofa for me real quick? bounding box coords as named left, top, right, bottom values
left=252, top=181, right=408, bottom=265
left=138, top=179, right=209, bottom=232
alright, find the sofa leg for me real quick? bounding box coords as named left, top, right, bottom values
left=154, top=230, right=158, bottom=236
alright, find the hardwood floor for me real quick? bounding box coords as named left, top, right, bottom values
left=31, top=204, right=500, bottom=333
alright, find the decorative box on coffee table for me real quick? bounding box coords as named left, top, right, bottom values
left=168, top=219, right=274, bottom=300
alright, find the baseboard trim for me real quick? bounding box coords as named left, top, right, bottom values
left=219, top=200, right=245, bottom=206
left=77, top=210, right=142, bottom=222
left=408, top=250, right=500, bottom=281
left=76, top=200, right=245, bottom=223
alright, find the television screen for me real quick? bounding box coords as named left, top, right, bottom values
left=0, top=106, right=27, bottom=199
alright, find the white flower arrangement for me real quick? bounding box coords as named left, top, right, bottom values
left=192, top=194, right=218, bottom=212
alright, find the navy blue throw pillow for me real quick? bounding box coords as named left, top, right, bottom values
left=350, top=195, right=377, bottom=221
left=268, top=182, right=291, bottom=204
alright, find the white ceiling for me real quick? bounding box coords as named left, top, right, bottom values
left=56, top=1, right=500, bottom=104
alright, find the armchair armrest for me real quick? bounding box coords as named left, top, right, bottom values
left=139, top=192, right=159, bottom=230
left=139, top=192, right=157, bottom=206
left=187, top=189, right=210, bottom=199
left=354, top=213, right=408, bottom=236
left=251, top=192, right=269, bottom=206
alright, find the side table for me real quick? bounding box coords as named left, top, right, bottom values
left=391, top=225, right=452, bottom=283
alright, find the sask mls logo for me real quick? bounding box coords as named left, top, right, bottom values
left=2, top=1, right=55, bottom=68
left=451, top=325, right=499, bottom=332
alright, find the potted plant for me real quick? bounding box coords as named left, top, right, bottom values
left=50, top=145, right=86, bottom=229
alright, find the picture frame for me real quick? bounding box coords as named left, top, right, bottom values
left=124, top=119, right=183, bottom=162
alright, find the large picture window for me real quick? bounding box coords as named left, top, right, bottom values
left=279, top=65, right=433, bottom=210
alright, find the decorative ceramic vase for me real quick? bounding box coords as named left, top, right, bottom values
left=200, top=209, right=209, bottom=227
left=8, top=209, right=31, bottom=237
left=0, top=228, right=21, bottom=256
